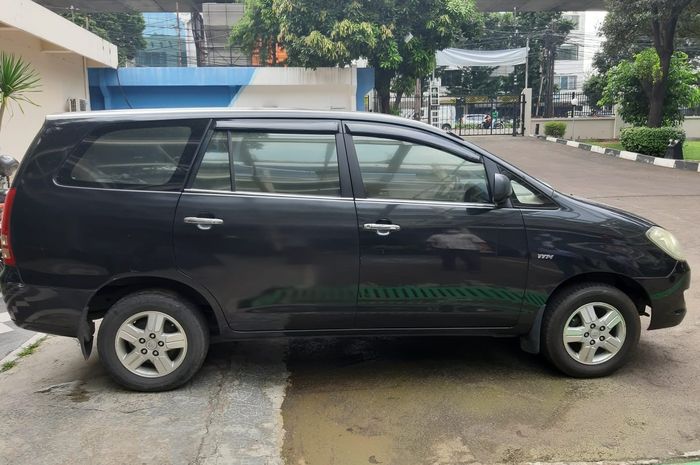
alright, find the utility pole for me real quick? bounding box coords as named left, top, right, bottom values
left=176, top=2, right=183, bottom=67
left=524, top=36, right=530, bottom=89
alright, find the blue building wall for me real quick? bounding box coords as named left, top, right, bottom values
left=89, top=67, right=257, bottom=110
left=89, top=67, right=375, bottom=111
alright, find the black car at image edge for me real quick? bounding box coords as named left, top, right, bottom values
left=0, top=109, right=690, bottom=391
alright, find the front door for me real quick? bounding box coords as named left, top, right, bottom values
left=174, top=120, right=359, bottom=331
left=344, top=122, right=529, bottom=328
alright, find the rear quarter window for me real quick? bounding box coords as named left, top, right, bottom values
left=56, top=120, right=207, bottom=190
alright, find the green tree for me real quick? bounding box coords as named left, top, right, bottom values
left=594, top=0, right=700, bottom=74
left=594, top=0, right=698, bottom=126
left=63, top=12, right=147, bottom=66
left=599, top=48, right=700, bottom=126
left=230, top=0, right=282, bottom=64
left=582, top=74, right=607, bottom=112
left=230, top=0, right=482, bottom=113
left=0, top=53, right=41, bottom=134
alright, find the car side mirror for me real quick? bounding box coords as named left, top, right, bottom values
left=493, top=173, right=513, bottom=206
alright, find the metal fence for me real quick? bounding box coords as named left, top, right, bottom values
left=531, top=91, right=615, bottom=118
left=370, top=93, right=525, bottom=136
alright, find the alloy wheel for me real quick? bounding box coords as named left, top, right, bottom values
left=562, top=302, right=627, bottom=365
left=114, top=310, right=188, bottom=378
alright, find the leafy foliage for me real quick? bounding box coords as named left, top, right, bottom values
left=63, top=12, right=146, bottom=66
left=230, top=0, right=482, bottom=113
left=582, top=74, right=607, bottom=112
left=0, top=53, right=41, bottom=133
left=600, top=48, right=700, bottom=126
left=620, top=126, right=686, bottom=156
left=543, top=121, right=566, bottom=138
left=594, top=0, right=700, bottom=74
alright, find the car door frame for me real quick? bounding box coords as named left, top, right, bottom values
left=341, top=120, right=531, bottom=330
left=174, top=117, right=361, bottom=334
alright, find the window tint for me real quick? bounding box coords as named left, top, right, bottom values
left=192, top=132, right=231, bottom=191
left=60, top=124, right=196, bottom=190
left=352, top=136, right=489, bottom=203
left=231, top=133, right=340, bottom=197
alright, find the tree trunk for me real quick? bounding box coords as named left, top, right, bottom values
left=375, top=68, right=393, bottom=114
left=647, top=51, right=671, bottom=127
left=646, top=2, right=687, bottom=127
left=394, top=90, right=404, bottom=109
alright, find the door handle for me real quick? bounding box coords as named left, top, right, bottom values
left=184, top=216, right=224, bottom=230
left=363, top=223, right=401, bottom=236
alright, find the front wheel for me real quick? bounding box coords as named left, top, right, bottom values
left=541, top=283, right=640, bottom=378
left=97, top=290, right=210, bottom=391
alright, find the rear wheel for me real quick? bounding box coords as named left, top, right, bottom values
left=441, top=123, right=452, bottom=131
left=97, top=290, right=209, bottom=391
left=542, top=283, right=640, bottom=377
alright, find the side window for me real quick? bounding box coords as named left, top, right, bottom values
left=58, top=122, right=205, bottom=190
left=231, top=132, right=340, bottom=197
left=192, top=132, right=231, bottom=191
left=500, top=169, right=556, bottom=207
left=352, top=136, right=489, bottom=203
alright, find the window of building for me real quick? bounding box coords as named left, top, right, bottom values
left=352, top=136, right=489, bottom=204
left=557, top=44, right=579, bottom=61
left=556, top=75, right=578, bottom=91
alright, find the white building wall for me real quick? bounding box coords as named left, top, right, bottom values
left=554, top=11, right=607, bottom=92
left=233, top=67, right=358, bottom=111
left=0, top=32, right=90, bottom=159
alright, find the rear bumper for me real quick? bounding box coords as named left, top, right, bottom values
left=1, top=266, right=91, bottom=338
left=638, top=260, right=691, bottom=330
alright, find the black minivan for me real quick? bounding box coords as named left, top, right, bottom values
left=1, top=109, right=690, bottom=391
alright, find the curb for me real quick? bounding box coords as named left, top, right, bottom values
left=534, top=135, right=700, bottom=173
left=0, top=333, right=46, bottom=368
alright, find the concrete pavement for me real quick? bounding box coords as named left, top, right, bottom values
left=0, top=136, right=698, bottom=465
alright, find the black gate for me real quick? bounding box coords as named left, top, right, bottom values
left=371, top=93, right=526, bottom=137
left=436, top=95, right=525, bottom=136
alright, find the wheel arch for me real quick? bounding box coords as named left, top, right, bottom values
left=84, top=274, right=226, bottom=337
left=521, top=271, right=650, bottom=355
left=546, top=272, right=651, bottom=315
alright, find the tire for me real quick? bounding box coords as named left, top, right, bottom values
left=441, top=124, right=452, bottom=131
left=494, top=122, right=504, bottom=129
left=97, top=289, right=210, bottom=391
left=541, top=283, right=640, bottom=378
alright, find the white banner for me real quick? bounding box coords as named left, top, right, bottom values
left=436, top=47, right=528, bottom=68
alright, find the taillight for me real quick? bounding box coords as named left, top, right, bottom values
left=1, top=187, right=17, bottom=266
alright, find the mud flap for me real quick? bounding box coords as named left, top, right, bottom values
left=77, top=313, right=95, bottom=360
left=519, top=305, right=545, bottom=354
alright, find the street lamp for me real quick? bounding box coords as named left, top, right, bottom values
left=570, top=95, right=579, bottom=140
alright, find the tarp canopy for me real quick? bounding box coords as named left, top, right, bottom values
left=436, top=47, right=528, bottom=68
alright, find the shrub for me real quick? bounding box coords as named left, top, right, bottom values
left=544, top=122, right=567, bottom=138
left=620, top=126, right=686, bottom=157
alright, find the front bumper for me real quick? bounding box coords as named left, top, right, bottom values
left=638, top=260, right=691, bottom=330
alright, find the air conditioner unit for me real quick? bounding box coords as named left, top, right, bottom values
left=66, top=98, right=87, bottom=112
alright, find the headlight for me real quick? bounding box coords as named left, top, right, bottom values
left=646, top=226, right=685, bottom=261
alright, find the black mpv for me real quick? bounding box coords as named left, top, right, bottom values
left=1, top=109, right=690, bottom=391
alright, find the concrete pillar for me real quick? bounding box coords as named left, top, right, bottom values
left=521, top=88, right=533, bottom=136
left=613, top=104, right=624, bottom=139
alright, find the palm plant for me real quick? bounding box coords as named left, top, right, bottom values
left=0, top=52, right=41, bottom=133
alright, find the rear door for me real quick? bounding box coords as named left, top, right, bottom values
left=174, top=119, right=359, bottom=331
left=343, top=121, right=529, bottom=328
